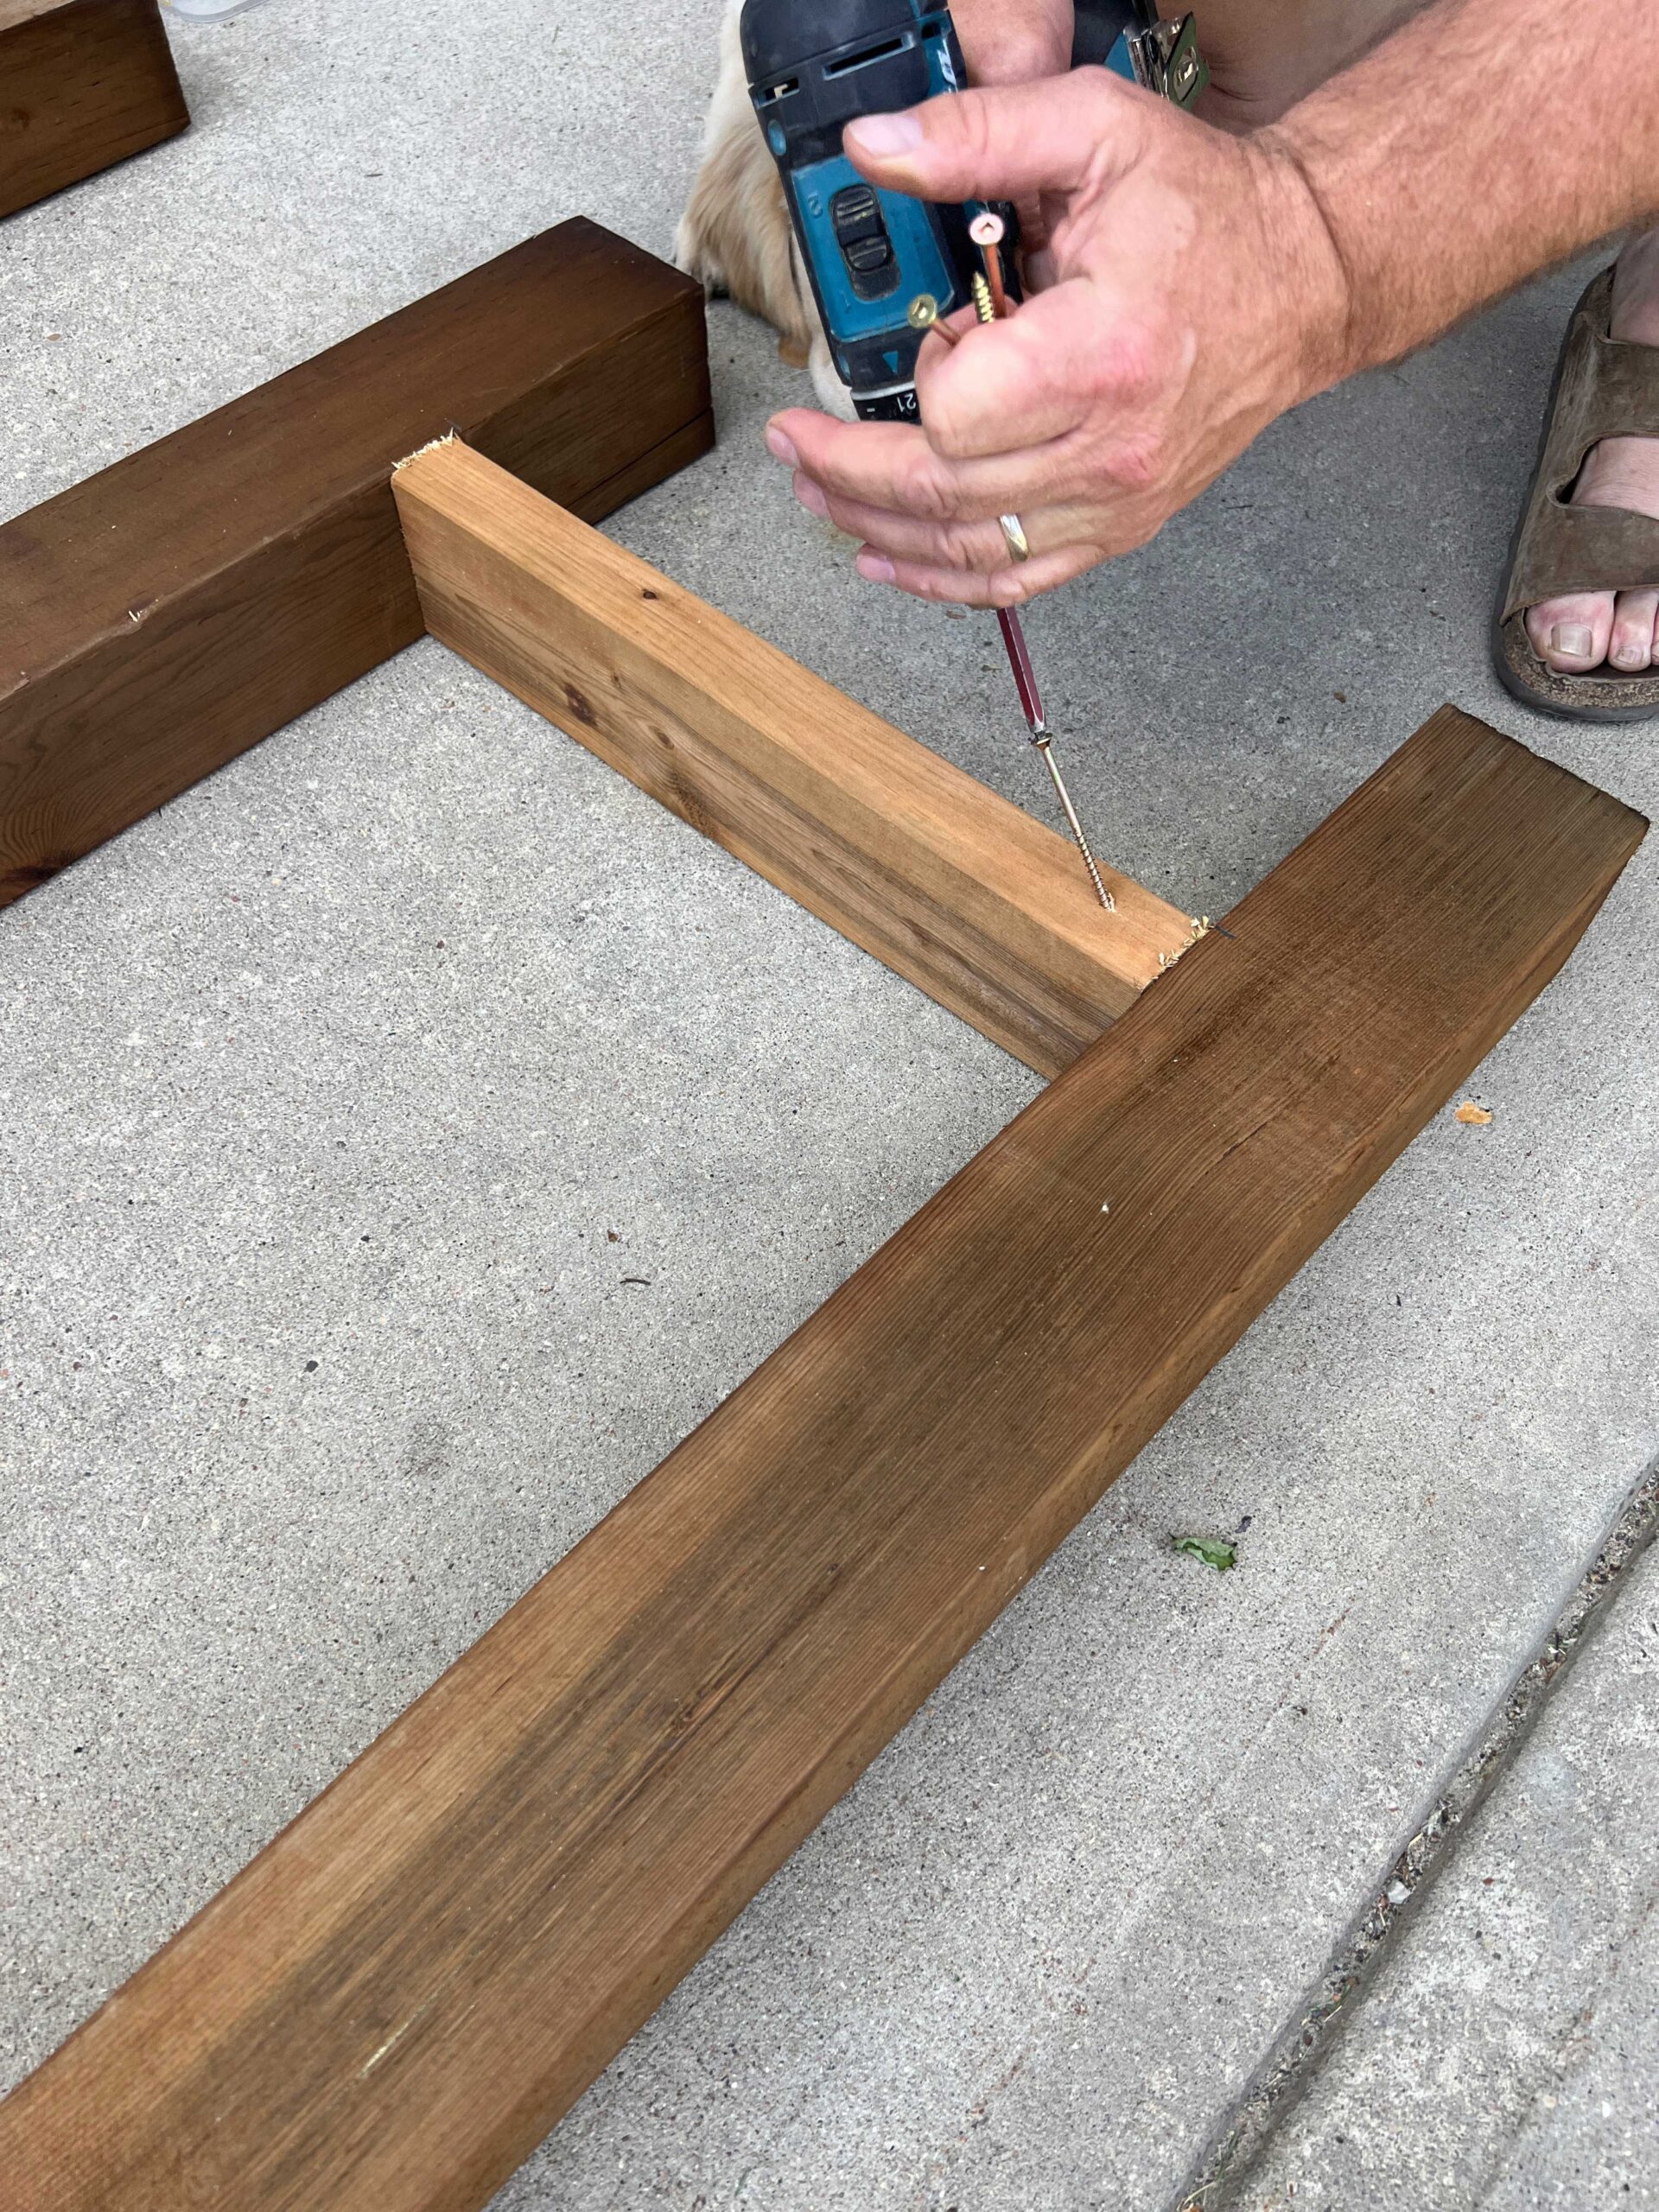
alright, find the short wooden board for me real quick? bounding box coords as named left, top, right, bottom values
left=393, top=437, right=1194, bottom=1076
left=0, top=219, right=712, bottom=906
left=0, top=0, right=188, bottom=219
left=1, top=704, right=1640, bottom=2212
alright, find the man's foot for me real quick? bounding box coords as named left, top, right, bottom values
left=1528, top=230, right=1659, bottom=674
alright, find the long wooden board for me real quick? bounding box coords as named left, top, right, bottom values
left=2, top=706, right=1640, bottom=2212
left=394, top=437, right=1192, bottom=1077
left=0, top=0, right=187, bottom=219
left=0, top=219, right=711, bottom=906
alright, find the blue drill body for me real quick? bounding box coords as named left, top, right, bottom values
left=740, top=1, right=1205, bottom=420
left=741, top=1, right=1007, bottom=419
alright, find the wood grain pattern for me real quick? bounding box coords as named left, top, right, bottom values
left=0, top=219, right=712, bottom=906
left=393, top=437, right=1192, bottom=1077
left=1, top=707, right=1640, bottom=2212
left=0, top=0, right=187, bottom=219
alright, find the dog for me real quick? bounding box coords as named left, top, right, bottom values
left=676, top=2, right=856, bottom=419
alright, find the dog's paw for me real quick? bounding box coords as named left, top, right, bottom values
left=810, top=335, right=859, bottom=423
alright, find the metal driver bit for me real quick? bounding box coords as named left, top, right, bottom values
left=995, top=606, right=1115, bottom=912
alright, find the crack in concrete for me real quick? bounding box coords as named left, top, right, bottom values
left=1172, top=1447, right=1659, bottom=2212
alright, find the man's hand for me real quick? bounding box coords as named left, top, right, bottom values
left=766, top=73, right=1352, bottom=607
left=951, top=0, right=1074, bottom=89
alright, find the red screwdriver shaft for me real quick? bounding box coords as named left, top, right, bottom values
left=961, top=218, right=1114, bottom=915
left=996, top=605, right=1046, bottom=734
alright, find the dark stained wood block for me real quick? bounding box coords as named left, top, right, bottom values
left=0, top=0, right=188, bottom=219
left=0, top=706, right=1639, bottom=2212
left=0, top=217, right=714, bottom=906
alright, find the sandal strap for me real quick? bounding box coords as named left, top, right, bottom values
left=1504, top=501, right=1659, bottom=616
left=1583, top=334, right=1659, bottom=442
left=1502, top=268, right=1659, bottom=619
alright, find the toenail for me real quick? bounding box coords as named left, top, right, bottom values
left=1549, top=622, right=1595, bottom=659
left=1613, top=640, right=1649, bottom=667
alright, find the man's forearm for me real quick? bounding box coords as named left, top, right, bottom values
left=1269, top=0, right=1659, bottom=388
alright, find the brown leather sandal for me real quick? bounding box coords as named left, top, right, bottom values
left=1494, top=266, right=1659, bottom=722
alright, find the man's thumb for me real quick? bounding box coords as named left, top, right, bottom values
left=842, top=70, right=1140, bottom=207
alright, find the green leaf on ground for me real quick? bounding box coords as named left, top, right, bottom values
left=1173, top=1534, right=1237, bottom=1572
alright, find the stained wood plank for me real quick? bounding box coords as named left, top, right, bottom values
left=0, top=0, right=187, bottom=219
left=1, top=707, right=1640, bottom=2212
left=393, top=437, right=1192, bottom=1077
left=0, top=219, right=712, bottom=906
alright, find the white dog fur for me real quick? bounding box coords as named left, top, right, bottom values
left=676, top=2, right=858, bottom=420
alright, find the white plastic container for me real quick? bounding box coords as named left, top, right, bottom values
left=163, top=0, right=268, bottom=20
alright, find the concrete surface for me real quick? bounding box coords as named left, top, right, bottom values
left=1246, top=1540, right=1659, bottom=2211
left=2, top=3, right=1656, bottom=2207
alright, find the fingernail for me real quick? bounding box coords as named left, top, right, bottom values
left=846, top=111, right=924, bottom=157
left=856, top=552, right=897, bottom=585
left=793, top=473, right=829, bottom=518
left=766, top=425, right=798, bottom=467
left=1549, top=622, right=1595, bottom=659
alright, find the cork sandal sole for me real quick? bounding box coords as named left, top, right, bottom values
left=1493, top=268, right=1659, bottom=724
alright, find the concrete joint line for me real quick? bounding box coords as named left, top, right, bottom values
left=1174, top=1447, right=1659, bottom=2212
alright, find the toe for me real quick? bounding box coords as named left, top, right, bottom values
left=1526, top=591, right=1616, bottom=672
left=1608, top=588, right=1659, bottom=671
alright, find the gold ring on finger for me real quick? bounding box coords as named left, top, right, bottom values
left=999, top=512, right=1032, bottom=563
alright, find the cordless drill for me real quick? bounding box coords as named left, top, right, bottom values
left=741, top=0, right=1207, bottom=423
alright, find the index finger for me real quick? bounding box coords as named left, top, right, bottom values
left=766, top=409, right=1083, bottom=525
left=919, top=279, right=1122, bottom=458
